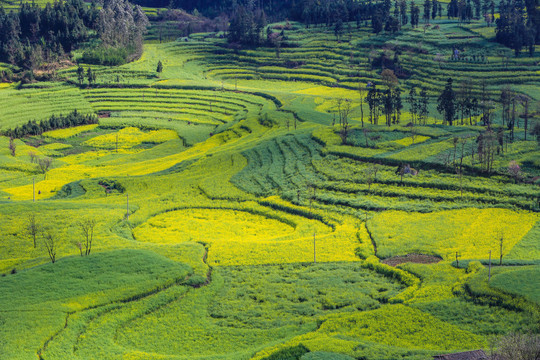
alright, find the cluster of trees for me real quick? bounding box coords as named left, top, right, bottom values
left=25, top=214, right=97, bottom=264
left=407, top=87, right=430, bottom=125
left=163, top=0, right=294, bottom=20
left=0, top=0, right=148, bottom=70
left=371, top=0, right=444, bottom=33
left=297, top=0, right=384, bottom=28
left=77, top=66, right=98, bottom=86
left=3, top=110, right=98, bottom=138
left=366, top=85, right=403, bottom=126
left=363, top=70, right=403, bottom=126
left=435, top=77, right=534, bottom=140
left=495, top=0, right=538, bottom=56
left=447, top=0, right=495, bottom=23
left=356, top=73, right=537, bottom=150
left=0, top=0, right=98, bottom=69
left=228, top=5, right=267, bottom=45
left=81, top=0, right=149, bottom=65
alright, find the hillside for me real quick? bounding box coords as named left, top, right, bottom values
left=0, top=5, right=539, bottom=360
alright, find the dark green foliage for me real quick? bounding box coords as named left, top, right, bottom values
left=54, top=181, right=86, bottom=199
left=81, top=46, right=132, bottom=66
left=3, top=110, right=98, bottom=139
left=258, top=113, right=276, bottom=127
left=228, top=6, right=267, bottom=46
left=0, top=0, right=98, bottom=68
left=496, top=0, right=539, bottom=55
left=98, top=179, right=126, bottom=194
left=301, top=352, right=355, bottom=360
left=410, top=2, right=420, bottom=27
left=262, top=344, right=309, bottom=360
left=437, top=78, right=456, bottom=126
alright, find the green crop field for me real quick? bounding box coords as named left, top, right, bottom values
left=0, top=4, right=539, bottom=359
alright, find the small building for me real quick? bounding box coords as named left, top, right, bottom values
left=433, top=350, right=488, bottom=360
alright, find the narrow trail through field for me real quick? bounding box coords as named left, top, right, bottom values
left=364, top=223, right=377, bottom=256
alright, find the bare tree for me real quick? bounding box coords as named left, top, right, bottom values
left=490, top=333, right=540, bottom=360
left=42, top=232, right=57, bottom=263
left=358, top=83, right=366, bottom=128
left=78, top=218, right=97, bottom=256
left=27, top=214, right=40, bottom=248
left=37, top=157, right=53, bottom=177
left=28, top=151, right=38, bottom=164
left=364, top=164, right=380, bottom=191
left=381, top=69, right=398, bottom=89
left=410, top=121, right=417, bottom=144
left=363, top=127, right=371, bottom=148
left=499, top=231, right=504, bottom=265
left=73, top=240, right=84, bottom=257
left=508, top=160, right=521, bottom=183
left=454, top=137, right=467, bottom=197
left=9, top=137, right=16, bottom=157
left=519, top=96, right=530, bottom=141
left=335, top=98, right=353, bottom=144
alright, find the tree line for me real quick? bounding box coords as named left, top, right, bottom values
left=82, top=0, right=149, bottom=65
left=0, top=0, right=148, bottom=71
left=3, top=110, right=98, bottom=139
left=495, top=0, right=539, bottom=56
left=0, top=0, right=97, bottom=70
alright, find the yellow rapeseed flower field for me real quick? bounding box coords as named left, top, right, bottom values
left=133, top=207, right=360, bottom=266
left=393, top=135, right=430, bottom=146
left=43, top=124, right=99, bottom=139
left=84, top=127, right=177, bottom=149
left=368, top=208, right=539, bottom=260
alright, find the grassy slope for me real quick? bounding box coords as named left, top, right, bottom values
left=0, top=16, right=538, bottom=360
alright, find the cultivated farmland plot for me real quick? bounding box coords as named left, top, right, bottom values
left=0, top=7, right=538, bottom=360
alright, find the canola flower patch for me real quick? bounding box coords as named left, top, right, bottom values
left=84, top=127, right=178, bottom=149
left=43, top=124, right=99, bottom=139
left=3, top=132, right=218, bottom=200
left=368, top=208, right=539, bottom=260
left=295, top=86, right=360, bottom=99
left=387, top=138, right=455, bottom=161
left=133, top=207, right=358, bottom=266
left=393, top=135, right=431, bottom=147
left=38, top=142, right=72, bottom=157
left=133, top=208, right=295, bottom=245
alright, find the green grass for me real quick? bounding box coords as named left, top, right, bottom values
left=0, top=249, right=192, bottom=360
left=490, top=266, right=540, bottom=305
left=0, top=84, right=93, bottom=131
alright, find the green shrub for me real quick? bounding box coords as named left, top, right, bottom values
left=262, top=344, right=310, bottom=360
left=466, top=261, right=484, bottom=273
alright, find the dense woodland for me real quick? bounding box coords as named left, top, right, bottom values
left=0, top=0, right=148, bottom=70
left=222, top=0, right=539, bottom=55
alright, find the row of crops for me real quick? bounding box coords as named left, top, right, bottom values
left=169, top=22, right=540, bottom=99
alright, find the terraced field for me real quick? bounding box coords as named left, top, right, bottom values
left=0, top=14, right=539, bottom=360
